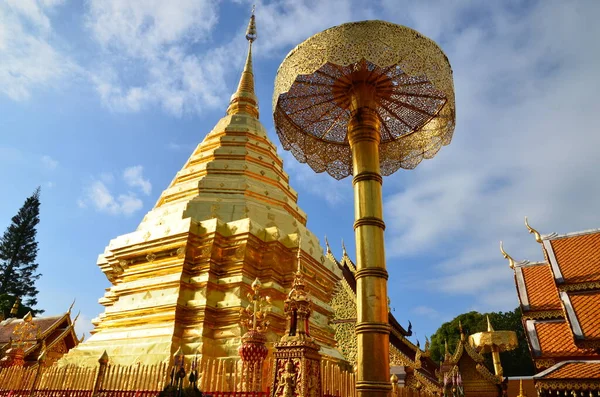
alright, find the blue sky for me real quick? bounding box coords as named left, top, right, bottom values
left=1, top=0, right=599, bottom=343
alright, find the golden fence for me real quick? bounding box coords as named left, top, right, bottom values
left=0, top=357, right=361, bottom=397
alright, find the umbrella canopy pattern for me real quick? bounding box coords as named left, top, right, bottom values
left=273, top=20, right=456, bottom=180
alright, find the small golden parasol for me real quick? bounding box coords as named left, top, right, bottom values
left=273, top=20, right=456, bottom=397
left=469, top=316, right=518, bottom=376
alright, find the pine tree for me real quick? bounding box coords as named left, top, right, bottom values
left=0, top=187, right=43, bottom=312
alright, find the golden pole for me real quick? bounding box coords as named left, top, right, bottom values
left=490, top=345, right=503, bottom=376
left=348, top=84, right=390, bottom=397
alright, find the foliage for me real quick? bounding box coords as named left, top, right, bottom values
left=0, top=188, right=43, bottom=312
left=429, top=307, right=534, bottom=376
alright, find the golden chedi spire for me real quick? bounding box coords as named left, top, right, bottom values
left=227, top=10, right=259, bottom=118
left=61, top=8, right=342, bottom=367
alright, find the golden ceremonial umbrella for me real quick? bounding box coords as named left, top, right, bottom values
left=273, top=21, right=455, bottom=397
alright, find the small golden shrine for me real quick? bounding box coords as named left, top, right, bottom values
left=272, top=246, right=322, bottom=397
left=0, top=301, right=81, bottom=367
left=503, top=219, right=600, bottom=395
left=438, top=323, right=505, bottom=397
left=59, top=11, right=343, bottom=367
left=327, top=243, right=440, bottom=395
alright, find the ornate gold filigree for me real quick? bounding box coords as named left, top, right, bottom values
left=560, top=281, right=600, bottom=292
left=522, top=310, right=564, bottom=320
left=535, top=358, right=556, bottom=369
left=273, top=20, right=455, bottom=180
left=536, top=380, right=600, bottom=391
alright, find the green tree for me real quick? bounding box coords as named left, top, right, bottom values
left=429, top=308, right=534, bottom=376
left=0, top=188, right=43, bottom=312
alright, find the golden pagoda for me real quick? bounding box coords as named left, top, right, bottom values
left=60, top=12, right=343, bottom=366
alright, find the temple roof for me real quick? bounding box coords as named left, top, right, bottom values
left=546, top=230, right=600, bottom=284
left=514, top=262, right=562, bottom=314
left=534, top=360, right=600, bottom=380
left=526, top=320, right=594, bottom=359
left=508, top=223, right=600, bottom=370
left=0, top=309, right=80, bottom=365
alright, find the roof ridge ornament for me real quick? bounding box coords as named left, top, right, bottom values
left=500, top=241, right=515, bottom=269
left=524, top=216, right=542, bottom=243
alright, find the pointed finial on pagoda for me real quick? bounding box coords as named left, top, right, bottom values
left=525, top=216, right=542, bottom=243
left=10, top=297, right=20, bottom=318
left=73, top=311, right=81, bottom=324
left=459, top=320, right=466, bottom=341
left=227, top=7, right=259, bottom=118
left=296, top=237, right=303, bottom=275
left=325, top=236, right=331, bottom=255
left=500, top=241, right=515, bottom=269
left=341, top=239, right=347, bottom=257
left=444, top=339, right=450, bottom=360
left=486, top=315, right=494, bottom=332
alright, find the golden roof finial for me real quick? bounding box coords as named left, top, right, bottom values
left=325, top=236, right=331, bottom=255
left=500, top=241, right=515, bottom=269
left=516, top=378, right=527, bottom=397
left=67, top=298, right=76, bottom=315
left=486, top=315, right=494, bottom=332
left=444, top=339, right=450, bottom=360
left=10, top=297, right=20, bottom=318
left=227, top=8, right=258, bottom=118
left=341, top=239, right=347, bottom=257
left=524, top=216, right=542, bottom=243
left=296, top=237, right=303, bottom=274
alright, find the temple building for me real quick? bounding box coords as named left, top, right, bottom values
left=59, top=13, right=343, bottom=367
left=438, top=324, right=506, bottom=397
left=328, top=244, right=440, bottom=395
left=504, top=221, right=600, bottom=395
left=0, top=301, right=81, bottom=367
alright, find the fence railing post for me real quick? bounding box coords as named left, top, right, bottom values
left=29, top=349, right=46, bottom=397
left=92, top=351, right=109, bottom=397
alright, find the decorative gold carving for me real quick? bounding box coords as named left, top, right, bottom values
left=525, top=216, right=542, bottom=243
left=146, top=253, right=156, bottom=263
left=522, top=310, right=564, bottom=320
left=274, top=359, right=298, bottom=397
left=560, top=281, right=600, bottom=292
left=535, top=358, right=556, bottom=369
left=273, top=20, right=455, bottom=180
left=500, top=241, right=515, bottom=269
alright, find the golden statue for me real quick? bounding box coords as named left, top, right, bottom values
left=275, top=360, right=298, bottom=397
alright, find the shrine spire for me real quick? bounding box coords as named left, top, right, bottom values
left=227, top=8, right=259, bottom=118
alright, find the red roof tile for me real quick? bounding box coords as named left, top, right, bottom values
left=0, top=315, right=65, bottom=343
left=541, top=361, right=600, bottom=379
left=521, top=264, right=562, bottom=312
left=550, top=232, right=600, bottom=284
left=569, top=291, right=600, bottom=340
left=535, top=321, right=592, bottom=358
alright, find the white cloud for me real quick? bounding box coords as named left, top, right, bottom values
left=123, top=165, right=152, bottom=195
left=79, top=178, right=143, bottom=216
left=41, top=155, right=58, bottom=170
left=0, top=1, right=78, bottom=101
left=85, top=0, right=233, bottom=116
left=73, top=313, right=95, bottom=340
left=378, top=1, right=600, bottom=311
left=412, top=305, right=441, bottom=320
